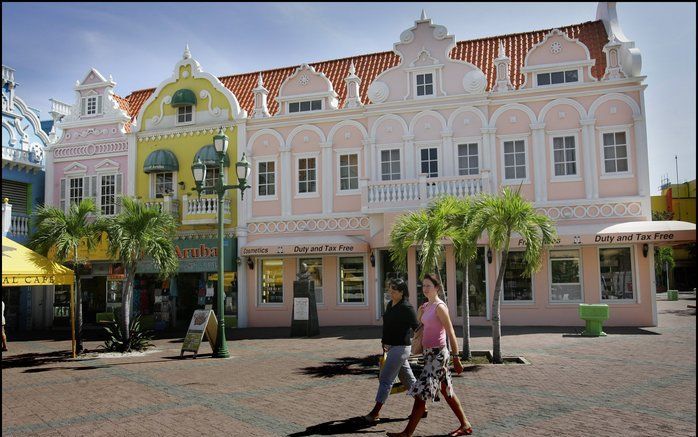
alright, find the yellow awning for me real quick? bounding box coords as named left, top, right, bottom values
left=2, top=237, right=75, bottom=286
left=208, top=272, right=236, bottom=282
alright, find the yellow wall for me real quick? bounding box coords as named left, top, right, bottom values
left=652, top=179, right=696, bottom=224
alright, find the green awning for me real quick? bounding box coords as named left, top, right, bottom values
left=171, top=89, right=197, bottom=107
left=143, top=149, right=179, bottom=173
left=194, top=144, right=230, bottom=167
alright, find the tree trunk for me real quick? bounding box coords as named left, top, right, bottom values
left=121, top=268, right=136, bottom=352
left=492, top=250, right=509, bottom=364
left=461, top=264, right=471, bottom=360
left=73, top=251, right=84, bottom=354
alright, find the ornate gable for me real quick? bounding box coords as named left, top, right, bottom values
left=276, top=63, right=338, bottom=115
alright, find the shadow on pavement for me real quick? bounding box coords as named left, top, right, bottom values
left=288, top=416, right=405, bottom=436
left=1, top=350, right=75, bottom=369
left=298, top=354, right=381, bottom=378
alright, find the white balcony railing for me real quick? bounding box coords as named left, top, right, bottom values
left=181, top=194, right=232, bottom=225
left=143, top=196, right=180, bottom=217
left=361, top=171, right=490, bottom=212
left=2, top=146, right=43, bottom=168
left=7, top=213, right=30, bottom=238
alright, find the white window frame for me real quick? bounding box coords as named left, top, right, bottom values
left=500, top=249, right=535, bottom=305
left=298, top=257, right=324, bottom=306
left=68, top=176, right=84, bottom=208
left=254, top=156, right=278, bottom=201
left=294, top=152, right=320, bottom=198
left=258, top=258, right=285, bottom=306
left=598, top=125, right=633, bottom=179
left=417, top=144, right=440, bottom=178
left=150, top=171, right=177, bottom=199
left=337, top=255, right=368, bottom=306
left=288, top=99, right=323, bottom=114
left=98, top=173, right=118, bottom=216
left=376, top=144, right=403, bottom=181
left=598, top=245, right=637, bottom=303
left=81, top=93, right=102, bottom=116
left=548, top=129, right=582, bottom=182
left=455, top=138, right=481, bottom=176
left=499, top=135, right=530, bottom=185
left=548, top=247, right=584, bottom=304
left=336, top=149, right=361, bottom=195
left=534, top=68, right=582, bottom=88
left=414, top=71, right=435, bottom=98
left=176, top=105, right=195, bottom=125
left=203, top=166, right=226, bottom=189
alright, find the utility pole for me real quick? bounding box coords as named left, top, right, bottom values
left=675, top=155, right=679, bottom=185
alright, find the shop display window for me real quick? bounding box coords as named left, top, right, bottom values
left=456, top=247, right=487, bottom=316
left=599, top=247, right=635, bottom=301
left=549, top=249, right=583, bottom=302
left=503, top=251, right=533, bottom=302
left=260, top=259, right=284, bottom=304
left=339, top=256, right=365, bottom=304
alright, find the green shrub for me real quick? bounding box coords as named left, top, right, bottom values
left=100, top=314, right=154, bottom=353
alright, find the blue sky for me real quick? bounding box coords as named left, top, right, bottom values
left=2, top=2, right=695, bottom=194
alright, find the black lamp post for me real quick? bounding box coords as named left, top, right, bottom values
left=191, top=126, right=250, bottom=358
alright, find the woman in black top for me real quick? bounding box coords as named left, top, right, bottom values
left=363, top=278, right=421, bottom=423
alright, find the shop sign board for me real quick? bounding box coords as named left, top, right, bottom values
left=138, top=238, right=236, bottom=273
left=293, top=297, right=309, bottom=321
left=180, top=309, right=218, bottom=358
left=242, top=242, right=366, bottom=256
left=511, top=230, right=696, bottom=248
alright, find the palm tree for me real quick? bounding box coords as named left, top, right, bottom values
left=471, top=187, right=557, bottom=364
left=103, top=196, right=178, bottom=351
left=29, top=198, right=104, bottom=354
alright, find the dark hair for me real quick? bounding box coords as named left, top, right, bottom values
left=421, top=273, right=442, bottom=290
left=389, top=277, right=409, bottom=300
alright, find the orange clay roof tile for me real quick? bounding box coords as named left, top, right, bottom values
left=125, top=20, right=607, bottom=120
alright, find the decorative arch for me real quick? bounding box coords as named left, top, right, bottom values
left=588, top=93, right=641, bottom=118
left=370, top=114, right=409, bottom=139
left=247, top=128, right=285, bottom=154
left=327, top=120, right=368, bottom=144
left=488, top=103, right=537, bottom=128
left=286, top=124, right=327, bottom=150
left=12, top=97, right=50, bottom=145
left=538, top=98, right=588, bottom=123
left=2, top=119, right=17, bottom=144
left=408, top=110, right=448, bottom=135
left=447, top=106, right=488, bottom=130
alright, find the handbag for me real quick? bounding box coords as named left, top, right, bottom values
left=411, top=324, right=424, bottom=355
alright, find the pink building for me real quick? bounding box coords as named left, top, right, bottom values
left=45, top=68, right=132, bottom=324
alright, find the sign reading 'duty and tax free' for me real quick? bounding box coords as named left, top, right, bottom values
left=242, top=243, right=366, bottom=256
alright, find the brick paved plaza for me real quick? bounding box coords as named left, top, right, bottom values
left=2, top=296, right=696, bottom=437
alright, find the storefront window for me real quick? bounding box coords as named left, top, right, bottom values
left=550, top=249, right=582, bottom=302
left=599, top=247, right=635, bottom=300
left=339, top=256, right=365, bottom=304
left=260, top=259, right=284, bottom=304
left=299, top=258, right=323, bottom=304
left=503, top=251, right=533, bottom=301
left=53, top=285, right=71, bottom=326
left=456, top=247, right=487, bottom=316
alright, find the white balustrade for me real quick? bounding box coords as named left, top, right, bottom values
left=181, top=194, right=232, bottom=224
left=2, top=146, right=41, bottom=167
left=10, top=214, right=29, bottom=237
left=363, top=173, right=489, bottom=212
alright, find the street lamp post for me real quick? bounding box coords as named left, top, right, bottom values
left=192, top=127, right=250, bottom=358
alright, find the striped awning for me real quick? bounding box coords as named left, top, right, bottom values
left=143, top=149, right=179, bottom=173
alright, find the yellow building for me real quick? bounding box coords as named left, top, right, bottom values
left=127, top=47, right=247, bottom=328
left=651, top=178, right=696, bottom=291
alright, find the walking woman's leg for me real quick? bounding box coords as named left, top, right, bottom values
left=386, top=397, right=426, bottom=437
left=366, top=346, right=403, bottom=421
left=440, top=381, right=472, bottom=435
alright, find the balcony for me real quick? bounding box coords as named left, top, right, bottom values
left=2, top=145, right=43, bottom=169
left=361, top=171, right=490, bottom=213
left=181, top=194, right=232, bottom=225
left=143, top=196, right=180, bottom=218
left=2, top=201, right=29, bottom=242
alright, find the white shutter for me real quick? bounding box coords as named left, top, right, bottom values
left=59, top=178, right=66, bottom=212
left=82, top=176, right=89, bottom=206
left=97, top=96, right=103, bottom=114
left=91, top=175, right=98, bottom=207
left=80, top=98, right=86, bottom=116
left=115, top=173, right=122, bottom=213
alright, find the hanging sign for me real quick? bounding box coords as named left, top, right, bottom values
left=180, top=310, right=218, bottom=358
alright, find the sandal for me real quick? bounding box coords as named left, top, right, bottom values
left=362, top=414, right=379, bottom=424
left=448, top=426, right=473, bottom=436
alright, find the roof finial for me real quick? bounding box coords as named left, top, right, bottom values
left=349, top=60, right=356, bottom=75
left=498, top=41, right=506, bottom=58
left=257, top=72, right=264, bottom=87
left=183, top=44, right=191, bottom=60
left=420, top=9, right=427, bottom=20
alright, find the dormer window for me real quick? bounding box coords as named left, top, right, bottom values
left=177, top=105, right=193, bottom=123
left=416, top=73, right=434, bottom=96
left=81, top=95, right=102, bottom=116
left=536, top=70, right=578, bottom=86
left=289, top=100, right=322, bottom=113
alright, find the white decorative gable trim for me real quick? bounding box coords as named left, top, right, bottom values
left=11, top=97, right=50, bottom=145
left=602, top=34, right=626, bottom=80
left=63, top=162, right=88, bottom=175
left=596, top=2, right=642, bottom=77
left=276, top=63, right=339, bottom=114
left=94, top=158, right=120, bottom=173
left=134, top=45, right=246, bottom=132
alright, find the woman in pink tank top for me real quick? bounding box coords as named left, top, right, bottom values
left=387, top=273, right=473, bottom=437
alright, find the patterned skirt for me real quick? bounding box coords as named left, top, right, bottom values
left=407, top=347, right=454, bottom=402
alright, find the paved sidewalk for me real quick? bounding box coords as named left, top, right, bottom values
left=2, top=298, right=696, bottom=437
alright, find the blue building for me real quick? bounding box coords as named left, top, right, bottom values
left=2, top=64, right=52, bottom=330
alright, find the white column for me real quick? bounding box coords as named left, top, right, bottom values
left=580, top=118, right=597, bottom=199
left=363, top=138, right=374, bottom=181
left=127, top=133, right=137, bottom=196
left=321, top=142, right=333, bottom=214
left=236, top=226, right=248, bottom=328
left=482, top=127, right=497, bottom=191
left=280, top=149, right=292, bottom=216
left=633, top=115, right=651, bottom=198
left=530, top=123, right=547, bottom=202
left=441, top=130, right=455, bottom=177
left=403, top=135, right=415, bottom=179
left=45, top=146, right=55, bottom=207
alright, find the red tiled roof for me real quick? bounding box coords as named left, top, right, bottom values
left=112, top=94, right=132, bottom=132
left=125, top=20, right=607, bottom=120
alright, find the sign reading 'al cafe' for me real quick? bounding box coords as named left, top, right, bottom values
left=2, top=274, right=56, bottom=285
left=242, top=243, right=365, bottom=256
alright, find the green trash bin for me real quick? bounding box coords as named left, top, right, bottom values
left=667, top=290, right=679, bottom=301
left=579, top=304, right=609, bottom=337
